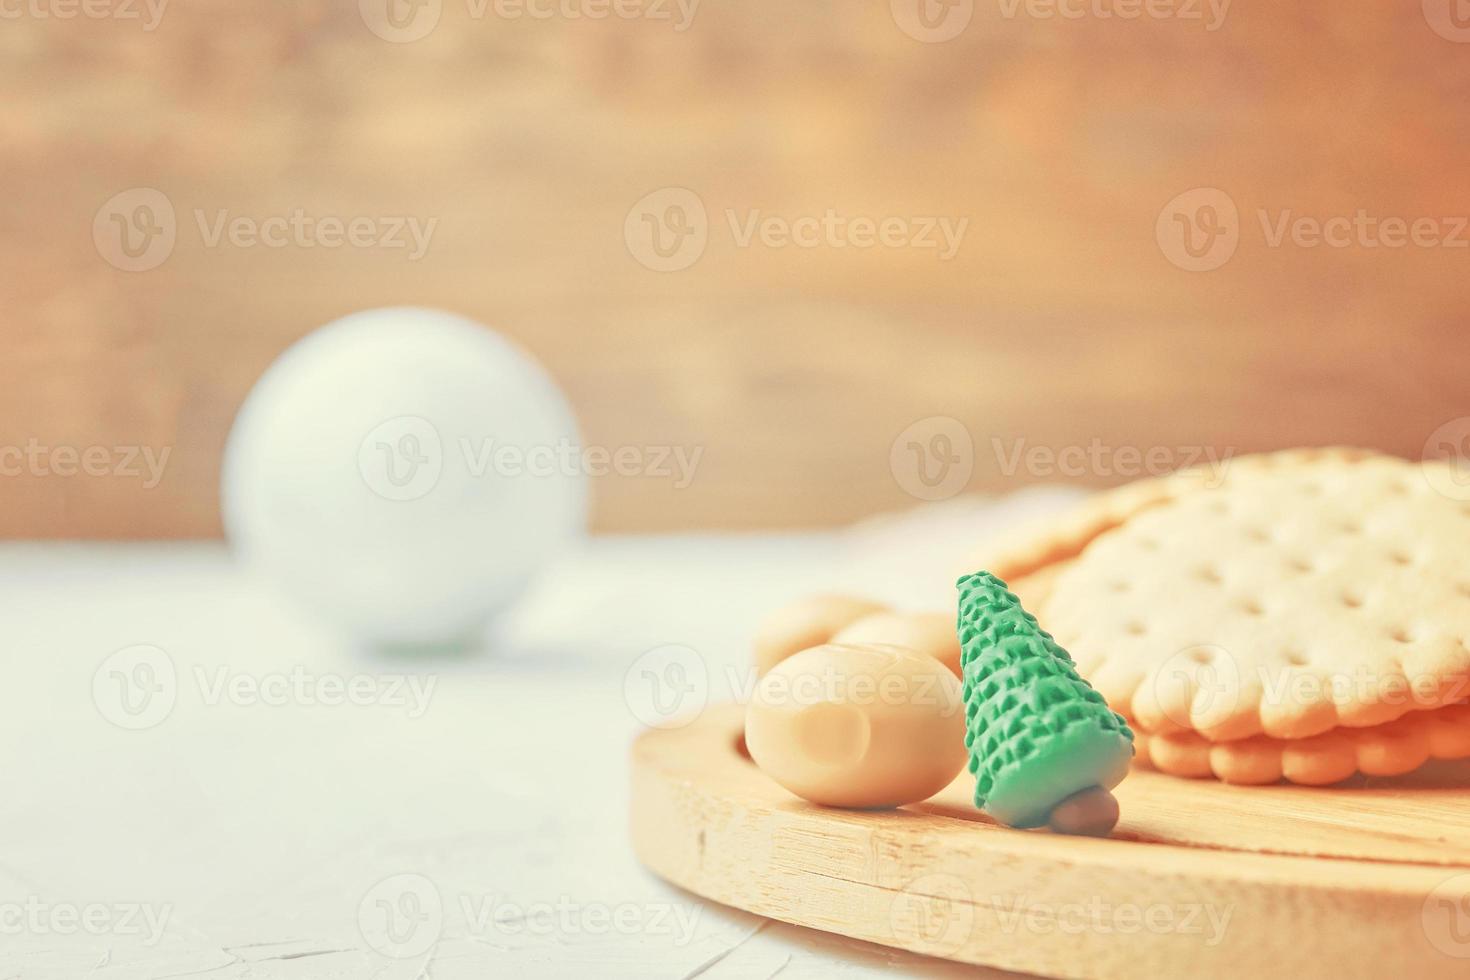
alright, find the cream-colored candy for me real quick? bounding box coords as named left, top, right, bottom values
left=831, top=611, right=961, bottom=678
left=745, top=643, right=967, bottom=808
left=753, top=595, right=888, bottom=677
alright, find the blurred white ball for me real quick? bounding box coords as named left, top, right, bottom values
left=222, top=307, right=587, bottom=647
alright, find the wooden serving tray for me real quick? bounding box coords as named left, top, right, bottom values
left=631, top=704, right=1470, bottom=979
left=629, top=566, right=1470, bottom=979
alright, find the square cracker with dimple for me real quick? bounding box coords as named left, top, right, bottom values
left=1037, top=453, right=1470, bottom=745
left=975, top=446, right=1381, bottom=586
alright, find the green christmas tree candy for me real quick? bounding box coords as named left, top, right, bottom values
left=956, top=570, right=1134, bottom=832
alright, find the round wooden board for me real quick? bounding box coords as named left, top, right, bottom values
left=631, top=704, right=1470, bottom=979
left=629, top=560, right=1470, bottom=979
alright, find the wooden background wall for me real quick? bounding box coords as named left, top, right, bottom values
left=3, top=2, right=1468, bottom=535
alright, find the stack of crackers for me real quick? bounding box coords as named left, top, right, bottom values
left=985, top=448, right=1470, bottom=784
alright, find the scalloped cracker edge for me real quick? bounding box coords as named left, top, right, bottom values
left=1134, top=703, right=1470, bottom=785
left=1041, top=452, right=1470, bottom=742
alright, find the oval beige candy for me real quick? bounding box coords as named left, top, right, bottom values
left=831, top=611, right=961, bottom=678
left=753, top=595, right=888, bottom=677
left=745, top=643, right=967, bottom=808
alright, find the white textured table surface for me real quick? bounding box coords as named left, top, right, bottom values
left=1, top=491, right=1079, bottom=979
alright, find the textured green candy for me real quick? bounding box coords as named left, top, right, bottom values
left=957, top=570, right=1134, bottom=828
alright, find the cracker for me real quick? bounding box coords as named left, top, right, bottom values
left=970, top=447, right=1383, bottom=584
left=1041, top=453, right=1470, bottom=742
left=1134, top=703, right=1470, bottom=785
left=994, top=447, right=1386, bottom=602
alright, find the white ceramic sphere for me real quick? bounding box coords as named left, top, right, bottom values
left=222, top=308, right=587, bottom=646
